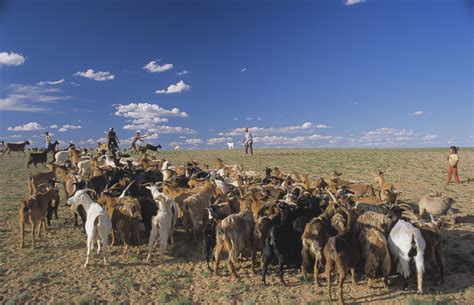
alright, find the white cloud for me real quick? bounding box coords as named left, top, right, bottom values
left=9, top=134, right=22, bottom=138
left=58, top=124, right=82, bottom=132
left=422, top=134, right=438, bottom=141
left=36, top=79, right=65, bottom=86
left=345, top=0, right=365, bottom=5
left=0, top=83, right=69, bottom=112
left=70, top=82, right=80, bottom=86
left=0, top=52, right=26, bottom=66
left=410, top=110, right=424, bottom=116
left=156, top=80, right=191, bottom=94
left=254, top=134, right=334, bottom=145
left=245, top=117, right=253, bottom=121
left=148, top=126, right=196, bottom=134
left=74, top=69, right=115, bottom=81
left=348, top=101, right=359, bottom=105
left=219, top=122, right=328, bottom=137
left=177, top=70, right=188, bottom=76
left=241, top=67, right=247, bottom=72
left=115, top=102, right=188, bottom=126
left=7, top=122, right=43, bottom=131
left=207, top=137, right=233, bottom=145
left=50, top=124, right=59, bottom=129
left=143, top=60, right=173, bottom=73
left=185, top=138, right=204, bottom=145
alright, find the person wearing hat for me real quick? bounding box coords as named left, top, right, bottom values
left=107, top=128, right=120, bottom=150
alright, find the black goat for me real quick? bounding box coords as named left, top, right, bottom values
left=28, top=150, right=48, bottom=168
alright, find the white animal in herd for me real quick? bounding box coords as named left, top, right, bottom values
left=173, top=145, right=180, bottom=151
left=67, top=189, right=112, bottom=268
left=227, top=142, right=235, bottom=149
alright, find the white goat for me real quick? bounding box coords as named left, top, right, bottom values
left=54, top=150, right=69, bottom=164
left=146, top=193, right=177, bottom=262
left=99, top=154, right=116, bottom=168
left=388, top=219, right=426, bottom=294
left=67, top=189, right=112, bottom=268
left=227, top=142, right=235, bottom=149
left=173, top=145, right=180, bottom=151
left=77, top=159, right=92, bottom=179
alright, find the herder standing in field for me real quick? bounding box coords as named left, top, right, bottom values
left=243, top=128, right=253, bottom=155
left=447, top=146, right=460, bottom=184
left=44, top=132, right=51, bottom=149
left=107, top=128, right=120, bottom=150
left=130, top=131, right=146, bottom=151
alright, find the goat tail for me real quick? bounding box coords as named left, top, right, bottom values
left=364, top=247, right=379, bottom=276
left=413, top=233, right=425, bottom=274
left=381, top=241, right=391, bottom=277
left=228, top=238, right=239, bottom=264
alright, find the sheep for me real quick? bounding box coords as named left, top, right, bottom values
left=301, top=213, right=331, bottom=286
left=213, top=209, right=256, bottom=278
left=19, top=186, right=58, bottom=249
left=147, top=194, right=176, bottom=262
left=226, top=142, right=235, bottom=149
left=67, top=189, right=113, bottom=268
left=1, top=140, right=31, bottom=157
left=418, top=193, right=455, bottom=224
left=27, top=150, right=49, bottom=168
left=357, top=226, right=391, bottom=289
left=388, top=219, right=426, bottom=294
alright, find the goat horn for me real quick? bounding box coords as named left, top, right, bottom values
left=327, top=190, right=338, bottom=203
left=120, top=180, right=135, bottom=198
left=81, top=188, right=97, bottom=196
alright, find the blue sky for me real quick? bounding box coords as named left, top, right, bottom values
left=0, top=0, right=472, bottom=149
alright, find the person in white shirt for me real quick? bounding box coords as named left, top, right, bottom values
left=242, top=128, right=253, bottom=155
left=44, top=132, right=51, bottom=149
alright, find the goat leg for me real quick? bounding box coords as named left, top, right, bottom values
left=403, top=276, right=409, bottom=291
left=261, top=250, right=274, bottom=286
left=350, top=267, right=356, bottom=287
left=214, top=242, right=224, bottom=276
left=314, top=257, right=321, bottom=287
left=325, top=258, right=333, bottom=301
left=147, top=223, right=159, bottom=263
left=20, top=221, right=25, bottom=248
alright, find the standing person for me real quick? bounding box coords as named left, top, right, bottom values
left=130, top=131, right=145, bottom=151
left=242, top=128, right=253, bottom=155
left=44, top=132, right=51, bottom=149
left=447, top=146, right=460, bottom=184
left=107, top=128, right=120, bottom=150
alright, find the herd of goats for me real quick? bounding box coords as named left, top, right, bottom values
left=4, top=141, right=457, bottom=303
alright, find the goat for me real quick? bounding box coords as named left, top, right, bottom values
left=137, top=143, right=162, bottom=154
left=388, top=219, right=426, bottom=294
left=374, top=169, right=395, bottom=190
left=27, top=150, right=49, bottom=168
left=214, top=209, right=256, bottom=278
left=418, top=193, right=455, bottom=224
left=301, top=213, right=331, bottom=286
left=2, top=140, right=31, bottom=157
left=147, top=194, right=176, bottom=262
left=19, top=186, right=57, bottom=249
left=182, top=181, right=216, bottom=240
left=226, top=142, right=235, bottom=149
left=357, top=227, right=391, bottom=289
left=413, top=215, right=445, bottom=285
left=323, top=206, right=359, bottom=304
left=67, top=189, right=113, bottom=268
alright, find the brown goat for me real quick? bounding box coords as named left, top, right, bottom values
left=214, top=209, right=256, bottom=278
left=357, top=227, right=391, bottom=288
left=323, top=206, right=359, bottom=304
left=19, top=187, right=57, bottom=249
left=301, top=213, right=331, bottom=286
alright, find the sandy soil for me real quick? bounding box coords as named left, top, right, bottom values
left=0, top=148, right=473, bottom=304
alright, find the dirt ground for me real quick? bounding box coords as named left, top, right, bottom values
left=0, top=148, right=473, bottom=304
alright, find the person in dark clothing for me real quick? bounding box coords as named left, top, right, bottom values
left=107, top=128, right=120, bottom=150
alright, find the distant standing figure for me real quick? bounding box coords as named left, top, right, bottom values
left=130, top=131, right=144, bottom=151
left=243, top=128, right=253, bottom=155
left=44, top=132, right=51, bottom=149
left=447, top=146, right=460, bottom=184
left=107, top=128, right=120, bottom=150
left=227, top=142, right=235, bottom=149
